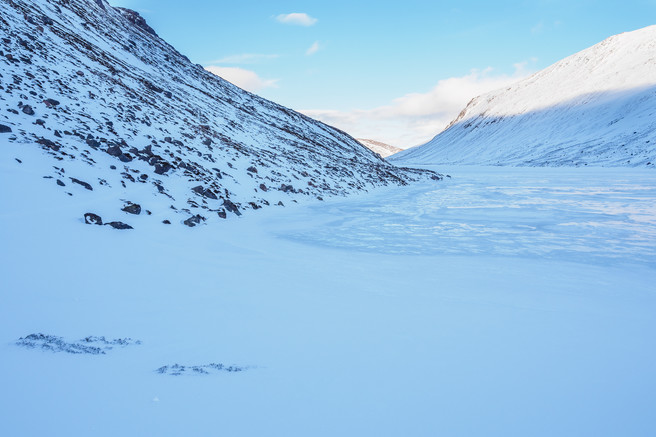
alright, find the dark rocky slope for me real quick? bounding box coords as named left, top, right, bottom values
left=0, top=0, right=439, bottom=226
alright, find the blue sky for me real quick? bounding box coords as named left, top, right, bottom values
left=109, top=0, right=656, bottom=147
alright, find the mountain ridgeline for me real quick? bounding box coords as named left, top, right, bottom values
left=0, top=0, right=440, bottom=228
left=392, top=25, right=656, bottom=167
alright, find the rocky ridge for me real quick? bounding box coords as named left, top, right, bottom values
left=0, top=0, right=440, bottom=227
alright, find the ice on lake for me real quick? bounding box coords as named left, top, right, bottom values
left=275, top=166, right=656, bottom=266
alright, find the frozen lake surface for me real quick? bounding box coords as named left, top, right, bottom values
left=1, top=163, right=655, bottom=436
left=276, top=166, right=656, bottom=266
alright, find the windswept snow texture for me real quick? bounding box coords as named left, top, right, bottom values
left=2, top=157, right=656, bottom=436
left=357, top=138, right=402, bottom=158
left=393, top=25, right=656, bottom=167
left=0, top=0, right=437, bottom=226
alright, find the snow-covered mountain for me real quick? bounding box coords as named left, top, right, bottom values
left=392, top=25, right=656, bottom=167
left=356, top=139, right=402, bottom=158
left=0, top=0, right=439, bottom=228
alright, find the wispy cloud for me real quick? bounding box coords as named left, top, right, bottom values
left=275, top=13, right=317, bottom=26
left=210, top=53, right=279, bottom=65
left=300, top=63, right=535, bottom=149
left=532, top=20, right=563, bottom=35
left=205, top=66, right=278, bottom=93
left=306, top=41, right=320, bottom=56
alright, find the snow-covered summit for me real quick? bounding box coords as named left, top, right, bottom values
left=0, top=0, right=439, bottom=227
left=392, top=25, right=656, bottom=167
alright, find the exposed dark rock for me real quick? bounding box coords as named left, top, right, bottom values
left=247, top=166, right=258, bottom=173
left=86, top=138, right=101, bottom=149
left=115, top=8, right=158, bottom=36
left=105, top=221, right=133, bottom=230
left=162, top=219, right=171, bottom=224
left=36, top=138, right=59, bottom=150
left=154, top=163, right=172, bottom=174
left=70, top=177, right=93, bottom=190
left=84, top=212, right=103, bottom=225
left=43, top=98, right=60, bottom=107
left=106, top=145, right=122, bottom=156
left=122, top=202, right=141, bottom=215
left=202, top=138, right=212, bottom=146
left=118, top=153, right=133, bottom=162
left=162, top=91, right=172, bottom=98
left=217, top=210, right=227, bottom=219
left=222, top=199, right=241, bottom=216
left=183, top=214, right=205, bottom=227
left=0, top=124, right=12, bottom=133
left=56, top=179, right=65, bottom=186
left=22, top=105, right=35, bottom=115
left=280, top=184, right=294, bottom=193
left=191, top=185, right=218, bottom=200
left=259, top=183, right=268, bottom=192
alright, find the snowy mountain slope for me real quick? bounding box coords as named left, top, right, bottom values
left=392, top=25, right=656, bottom=167
left=0, top=0, right=439, bottom=227
left=356, top=139, right=402, bottom=158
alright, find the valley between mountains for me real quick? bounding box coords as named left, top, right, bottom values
left=1, top=1, right=655, bottom=436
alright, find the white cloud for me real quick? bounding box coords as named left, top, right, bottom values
left=300, top=64, right=535, bottom=149
left=205, top=66, right=278, bottom=93
left=210, top=53, right=279, bottom=65
left=306, top=41, right=320, bottom=56
left=275, top=13, right=317, bottom=26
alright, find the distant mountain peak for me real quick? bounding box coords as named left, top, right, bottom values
left=114, top=7, right=158, bottom=37
left=356, top=139, right=402, bottom=158
left=393, top=25, right=656, bottom=168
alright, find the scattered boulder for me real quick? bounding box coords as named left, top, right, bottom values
left=247, top=166, right=258, bottom=173
left=84, top=213, right=103, bottom=225
left=191, top=185, right=218, bottom=200
left=183, top=214, right=205, bottom=227
left=36, top=138, right=59, bottom=150
left=118, top=153, right=133, bottom=162
left=0, top=124, right=12, bottom=133
left=105, top=221, right=133, bottom=230
left=56, top=179, right=65, bottom=186
left=43, top=98, right=60, bottom=107
left=162, top=220, right=171, bottom=224
left=122, top=203, right=141, bottom=215
left=223, top=199, right=241, bottom=216
left=106, top=145, right=122, bottom=156
left=154, top=163, right=172, bottom=174
left=259, top=183, right=268, bottom=192
left=22, top=105, right=35, bottom=116
left=280, top=184, right=294, bottom=193
left=86, top=138, right=101, bottom=149
left=163, top=91, right=172, bottom=98
left=70, top=177, right=93, bottom=190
